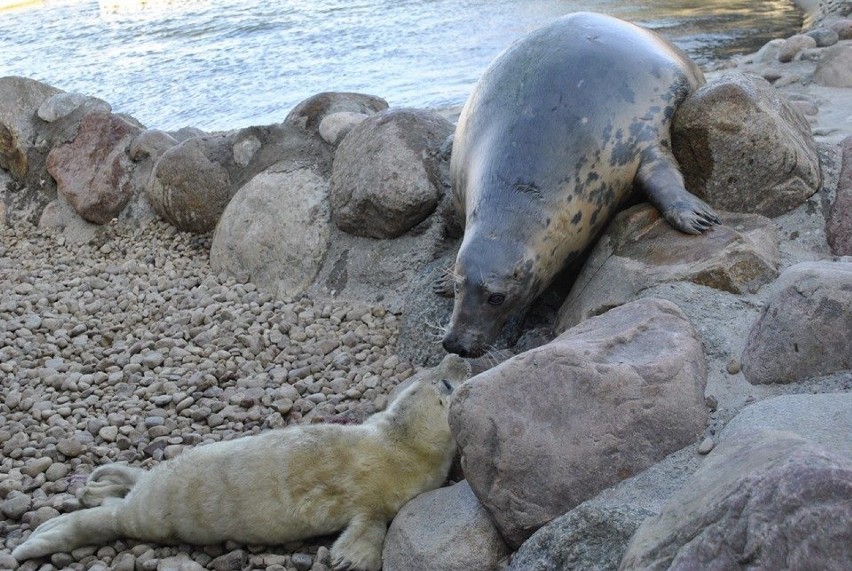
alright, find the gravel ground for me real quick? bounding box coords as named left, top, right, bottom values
left=0, top=219, right=415, bottom=571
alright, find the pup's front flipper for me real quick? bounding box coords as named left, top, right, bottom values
left=330, top=513, right=387, bottom=571
left=12, top=506, right=121, bottom=561
left=637, top=144, right=720, bottom=235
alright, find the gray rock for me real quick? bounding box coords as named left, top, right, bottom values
left=0, top=77, right=64, bottom=224
left=741, top=260, right=852, bottom=384
left=156, top=554, right=207, bottom=571
left=210, top=549, right=248, bottom=571
left=806, top=27, right=840, bottom=46
left=291, top=552, right=313, bottom=571
left=1, top=493, right=31, bottom=519
left=814, top=42, right=852, bottom=87
left=450, top=298, right=708, bottom=546
left=510, top=504, right=654, bottom=571
left=318, top=111, right=369, bottom=146
left=330, top=108, right=453, bottom=238
left=210, top=164, right=331, bottom=298
left=830, top=19, right=852, bottom=40
left=283, top=91, right=388, bottom=136
left=619, top=431, right=852, bottom=570
left=395, top=252, right=457, bottom=366
left=721, top=393, right=852, bottom=458
left=777, top=34, right=818, bottom=62
left=0, top=553, right=18, bottom=569
left=752, top=38, right=785, bottom=64
left=129, top=129, right=179, bottom=162
left=827, top=136, right=852, bottom=255
left=307, top=200, right=451, bottom=313
left=37, top=92, right=111, bottom=122
left=147, top=123, right=332, bottom=233
left=145, top=133, right=238, bottom=233
left=555, top=205, right=779, bottom=331
left=672, top=72, right=821, bottom=217
left=383, top=480, right=510, bottom=571
left=38, top=193, right=103, bottom=244
left=0, top=76, right=62, bottom=180
left=46, top=112, right=142, bottom=224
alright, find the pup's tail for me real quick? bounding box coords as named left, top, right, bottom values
left=12, top=504, right=123, bottom=562
left=80, top=464, right=145, bottom=507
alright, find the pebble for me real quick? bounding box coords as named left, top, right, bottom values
left=292, top=553, right=314, bottom=571
left=698, top=437, right=716, bottom=455
left=726, top=358, right=742, bottom=375
left=0, top=219, right=413, bottom=568
left=2, top=493, right=32, bottom=519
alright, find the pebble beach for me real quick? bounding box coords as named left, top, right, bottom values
left=1, top=219, right=413, bottom=571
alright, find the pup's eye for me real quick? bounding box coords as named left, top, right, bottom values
left=487, top=293, right=506, bottom=306
left=439, top=379, right=454, bottom=395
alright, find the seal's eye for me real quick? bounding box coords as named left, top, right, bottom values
left=487, top=293, right=506, bottom=306
left=439, top=379, right=454, bottom=395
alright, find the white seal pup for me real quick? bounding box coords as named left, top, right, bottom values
left=12, top=355, right=471, bottom=570
left=441, top=12, right=720, bottom=357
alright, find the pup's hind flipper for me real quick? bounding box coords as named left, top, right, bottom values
left=12, top=505, right=121, bottom=562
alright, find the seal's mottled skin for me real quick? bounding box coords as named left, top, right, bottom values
left=442, top=12, right=720, bottom=357
left=12, top=356, right=471, bottom=571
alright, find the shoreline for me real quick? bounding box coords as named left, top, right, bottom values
left=2, top=10, right=852, bottom=571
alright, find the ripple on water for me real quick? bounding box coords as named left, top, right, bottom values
left=0, top=0, right=801, bottom=130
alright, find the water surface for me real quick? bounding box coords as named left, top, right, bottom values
left=0, top=0, right=801, bottom=130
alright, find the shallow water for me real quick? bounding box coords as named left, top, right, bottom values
left=0, top=0, right=801, bottom=131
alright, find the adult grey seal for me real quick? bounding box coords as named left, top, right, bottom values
left=441, top=12, right=719, bottom=357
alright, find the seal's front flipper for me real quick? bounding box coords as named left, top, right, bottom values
left=331, top=514, right=386, bottom=571
left=636, top=145, right=720, bottom=235
left=432, top=263, right=457, bottom=298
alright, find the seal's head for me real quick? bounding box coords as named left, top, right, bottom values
left=442, top=236, right=538, bottom=357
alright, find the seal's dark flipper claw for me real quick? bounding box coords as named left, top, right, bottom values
left=432, top=263, right=457, bottom=298
left=636, top=144, right=720, bottom=235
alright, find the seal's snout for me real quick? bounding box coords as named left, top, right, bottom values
left=442, top=332, right=483, bottom=358
left=441, top=333, right=469, bottom=357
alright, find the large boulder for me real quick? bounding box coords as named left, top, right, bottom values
left=37, top=92, right=111, bottom=123
left=556, top=205, right=779, bottom=331
left=777, top=33, right=817, bottom=62
left=450, top=298, right=708, bottom=547
left=383, top=480, right=510, bottom=571
left=0, top=76, right=61, bottom=180
left=510, top=504, right=654, bottom=571
left=284, top=91, right=388, bottom=136
left=0, top=77, right=64, bottom=224
left=146, top=133, right=237, bottom=232
left=46, top=112, right=142, bottom=224
left=210, top=162, right=331, bottom=298
left=619, top=431, right=852, bottom=570
left=721, top=393, right=852, bottom=459
left=330, top=108, right=453, bottom=238
left=814, top=42, right=852, bottom=87
left=741, top=260, right=852, bottom=384
left=827, top=135, right=852, bottom=255
left=672, top=72, right=821, bottom=217
left=147, top=122, right=332, bottom=233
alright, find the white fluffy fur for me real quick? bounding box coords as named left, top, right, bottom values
left=12, top=355, right=470, bottom=570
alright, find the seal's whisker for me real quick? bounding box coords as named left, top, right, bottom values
left=423, top=319, right=448, bottom=340
left=482, top=346, right=512, bottom=369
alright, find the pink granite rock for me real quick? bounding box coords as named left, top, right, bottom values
left=47, top=113, right=141, bottom=224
